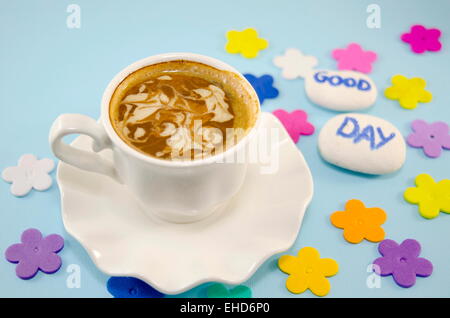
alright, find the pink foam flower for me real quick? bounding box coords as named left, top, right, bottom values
left=401, top=25, right=442, bottom=54
left=272, top=109, right=315, bottom=143
left=332, top=43, right=377, bottom=74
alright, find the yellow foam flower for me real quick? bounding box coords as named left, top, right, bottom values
left=225, top=28, right=268, bottom=59
left=384, top=75, right=432, bottom=109
left=404, top=173, right=450, bottom=219
left=278, top=247, right=338, bottom=297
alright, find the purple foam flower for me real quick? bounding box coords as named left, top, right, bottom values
left=5, top=228, right=64, bottom=279
left=407, top=119, right=450, bottom=158
left=401, top=25, right=442, bottom=54
left=373, top=239, right=433, bottom=288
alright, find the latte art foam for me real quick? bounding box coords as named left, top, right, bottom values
left=109, top=61, right=258, bottom=160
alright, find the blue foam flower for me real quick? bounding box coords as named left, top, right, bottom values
left=107, top=277, right=165, bottom=298
left=244, top=74, right=279, bottom=104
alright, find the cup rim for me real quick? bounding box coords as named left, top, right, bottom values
left=100, top=52, right=261, bottom=168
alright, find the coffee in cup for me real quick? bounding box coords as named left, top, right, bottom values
left=109, top=60, right=259, bottom=160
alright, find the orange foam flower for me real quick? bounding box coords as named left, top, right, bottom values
left=330, top=199, right=386, bottom=244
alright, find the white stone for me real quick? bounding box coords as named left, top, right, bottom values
left=305, top=70, right=377, bottom=111
left=318, top=113, right=405, bottom=175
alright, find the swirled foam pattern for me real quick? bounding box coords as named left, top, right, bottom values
left=109, top=61, right=258, bottom=160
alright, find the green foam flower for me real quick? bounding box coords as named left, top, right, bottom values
left=206, top=283, right=252, bottom=298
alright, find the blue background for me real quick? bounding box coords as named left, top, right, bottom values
left=0, top=0, right=449, bottom=297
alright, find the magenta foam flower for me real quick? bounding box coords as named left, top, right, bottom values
left=332, top=43, right=377, bottom=74
left=373, top=239, right=433, bottom=288
left=407, top=120, right=450, bottom=158
left=401, top=25, right=442, bottom=54
left=5, top=228, right=64, bottom=279
left=272, top=109, right=315, bottom=143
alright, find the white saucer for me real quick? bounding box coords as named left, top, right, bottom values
left=57, top=112, right=314, bottom=294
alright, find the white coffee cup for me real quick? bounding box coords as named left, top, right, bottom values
left=49, top=53, right=261, bottom=223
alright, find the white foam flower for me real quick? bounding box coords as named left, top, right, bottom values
left=273, top=48, right=318, bottom=79
left=2, top=154, right=54, bottom=196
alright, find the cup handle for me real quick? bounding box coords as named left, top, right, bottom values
left=49, top=114, right=121, bottom=183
